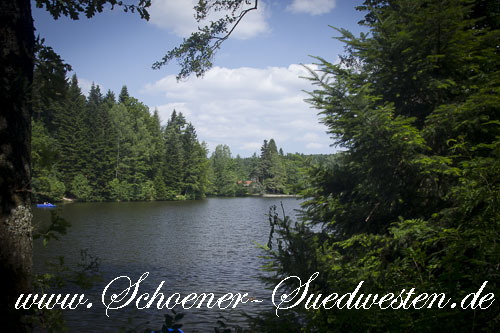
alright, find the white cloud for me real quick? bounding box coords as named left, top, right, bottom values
left=77, top=77, right=102, bottom=96
left=306, top=142, right=327, bottom=149
left=148, top=0, right=195, bottom=37
left=156, top=102, right=193, bottom=119
left=286, top=0, right=336, bottom=15
left=300, top=132, right=321, bottom=142
left=149, top=0, right=270, bottom=39
left=142, top=64, right=334, bottom=156
left=241, top=142, right=262, bottom=151
left=231, top=1, right=270, bottom=40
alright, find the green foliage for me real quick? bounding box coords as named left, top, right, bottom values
left=70, top=173, right=92, bottom=201
left=249, top=139, right=308, bottom=195
left=31, top=119, right=58, bottom=178
left=32, top=56, right=212, bottom=202
left=33, top=210, right=71, bottom=247
left=33, top=173, right=66, bottom=202
left=282, top=153, right=307, bottom=194
left=57, top=75, right=87, bottom=185
left=259, top=0, right=500, bottom=331
left=138, top=180, right=156, bottom=201
left=153, top=171, right=168, bottom=200
left=31, top=44, right=313, bottom=202
left=164, top=111, right=186, bottom=193
left=35, top=0, right=151, bottom=21
left=109, top=178, right=133, bottom=201
left=211, top=144, right=238, bottom=196
left=257, top=139, right=287, bottom=194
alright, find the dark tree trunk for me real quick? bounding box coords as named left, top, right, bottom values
left=0, top=0, right=35, bottom=330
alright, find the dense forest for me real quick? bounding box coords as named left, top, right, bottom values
left=259, top=0, right=500, bottom=332
left=31, top=45, right=315, bottom=203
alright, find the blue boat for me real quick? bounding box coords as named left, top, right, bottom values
left=36, top=203, right=56, bottom=208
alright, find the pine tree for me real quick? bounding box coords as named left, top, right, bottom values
left=32, top=43, right=71, bottom=132
left=181, top=123, right=200, bottom=198
left=211, top=144, right=237, bottom=196
left=118, top=85, right=129, bottom=104
left=258, top=138, right=286, bottom=193
left=129, top=116, right=153, bottom=200
left=104, top=89, right=116, bottom=110
left=57, top=74, right=87, bottom=190
left=164, top=111, right=185, bottom=197
left=83, top=83, right=115, bottom=199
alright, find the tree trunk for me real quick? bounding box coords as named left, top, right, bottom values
left=0, top=0, right=35, bottom=330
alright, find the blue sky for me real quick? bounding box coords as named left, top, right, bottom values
left=32, top=0, right=366, bottom=156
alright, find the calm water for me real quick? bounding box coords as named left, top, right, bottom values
left=33, top=197, right=302, bottom=332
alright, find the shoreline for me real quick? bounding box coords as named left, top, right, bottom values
left=260, top=194, right=300, bottom=198
left=35, top=194, right=301, bottom=205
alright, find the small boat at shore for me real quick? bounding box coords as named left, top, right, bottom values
left=36, top=203, right=56, bottom=208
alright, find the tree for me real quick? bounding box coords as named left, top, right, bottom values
left=32, top=41, right=71, bottom=132
left=149, top=110, right=168, bottom=200
left=57, top=75, right=87, bottom=187
left=118, top=85, right=129, bottom=104
left=181, top=123, right=209, bottom=199
left=164, top=111, right=185, bottom=197
left=71, top=174, right=92, bottom=201
left=0, top=1, right=36, bottom=328
left=257, top=138, right=286, bottom=193
left=82, top=83, right=116, bottom=199
left=262, top=0, right=500, bottom=331
left=128, top=116, right=154, bottom=200
left=110, top=103, right=133, bottom=183
left=211, top=144, right=237, bottom=196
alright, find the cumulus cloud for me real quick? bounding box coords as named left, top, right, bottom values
left=286, top=0, right=336, bottom=15
left=142, top=64, right=334, bottom=156
left=306, top=142, right=327, bottom=149
left=149, top=0, right=270, bottom=39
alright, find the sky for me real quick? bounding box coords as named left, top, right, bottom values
left=32, top=0, right=366, bottom=157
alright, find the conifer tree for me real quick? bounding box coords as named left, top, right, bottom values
left=32, top=43, right=71, bottom=132
left=164, top=111, right=185, bottom=197
left=84, top=83, right=115, bottom=199
left=263, top=1, right=500, bottom=331
left=118, top=85, right=129, bottom=104
left=57, top=74, right=87, bottom=189
left=104, top=89, right=116, bottom=110
left=258, top=138, right=286, bottom=193
left=211, top=144, right=237, bottom=196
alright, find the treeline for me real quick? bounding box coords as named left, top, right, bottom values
left=208, top=139, right=311, bottom=197
left=31, top=45, right=312, bottom=202
left=259, top=0, right=500, bottom=331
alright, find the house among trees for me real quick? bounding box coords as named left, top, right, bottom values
left=237, top=180, right=253, bottom=187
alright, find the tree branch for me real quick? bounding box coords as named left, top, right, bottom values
left=152, top=0, right=259, bottom=80
left=210, top=0, right=258, bottom=51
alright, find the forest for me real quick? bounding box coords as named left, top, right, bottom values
left=31, top=45, right=315, bottom=202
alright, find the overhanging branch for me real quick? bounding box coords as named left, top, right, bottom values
left=152, top=0, right=259, bottom=80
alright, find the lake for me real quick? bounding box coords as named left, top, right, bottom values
left=33, top=197, right=303, bottom=332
